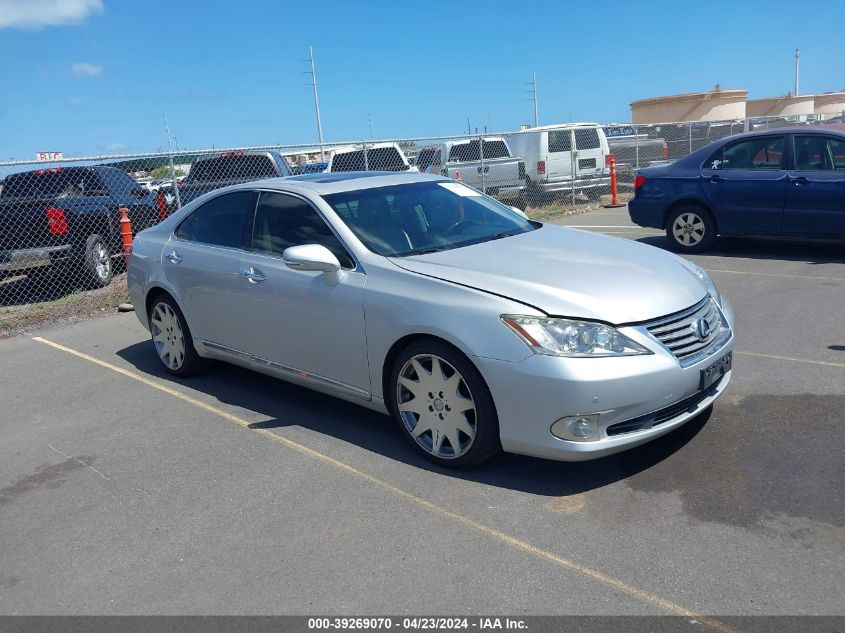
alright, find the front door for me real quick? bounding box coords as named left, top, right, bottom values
left=700, top=135, right=788, bottom=234
left=234, top=191, right=370, bottom=395
left=783, top=134, right=845, bottom=236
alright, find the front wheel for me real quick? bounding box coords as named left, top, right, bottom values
left=665, top=206, right=717, bottom=253
left=390, top=340, right=500, bottom=468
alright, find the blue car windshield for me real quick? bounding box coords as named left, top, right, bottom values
left=322, top=181, right=536, bottom=257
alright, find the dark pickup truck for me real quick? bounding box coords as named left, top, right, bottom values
left=0, top=165, right=165, bottom=287
left=164, top=150, right=293, bottom=210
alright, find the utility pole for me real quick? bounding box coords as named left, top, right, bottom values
left=368, top=112, right=374, bottom=139
left=163, top=112, right=181, bottom=209
left=528, top=72, right=539, bottom=127
left=794, top=48, right=800, bottom=96
left=306, top=45, right=325, bottom=159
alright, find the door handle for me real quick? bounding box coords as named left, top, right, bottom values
left=791, top=176, right=809, bottom=185
left=165, top=251, right=182, bottom=264
left=709, top=174, right=722, bottom=183
left=240, top=267, right=266, bottom=283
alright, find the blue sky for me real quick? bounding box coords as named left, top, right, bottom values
left=1, top=0, right=843, bottom=160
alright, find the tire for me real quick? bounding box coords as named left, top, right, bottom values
left=525, top=180, right=551, bottom=208
left=389, top=339, right=500, bottom=468
left=665, top=205, right=717, bottom=253
left=81, top=234, right=113, bottom=288
left=148, top=293, right=204, bottom=377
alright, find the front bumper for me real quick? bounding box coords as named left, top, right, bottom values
left=475, top=298, right=735, bottom=461
left=0, top=245, right=72, bottom=272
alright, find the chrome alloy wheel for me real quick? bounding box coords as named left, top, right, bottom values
left=396, top=354, right=477, bottom=459
left=92, top=241, right=111, bottom=280
left=672, top=212, right=706, bottom=246
left=151, top=302, right=186, bottom=371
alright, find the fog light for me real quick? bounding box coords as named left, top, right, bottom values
left=551, top=414, right=600, bottom=442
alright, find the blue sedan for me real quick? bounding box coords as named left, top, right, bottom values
left=628, top=127, right=845, bottom=252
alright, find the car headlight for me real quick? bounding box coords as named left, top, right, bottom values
left=677, top=258, right=721, bottom=305
left=501, top=315, right=652, bottom=357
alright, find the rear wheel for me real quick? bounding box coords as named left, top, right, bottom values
left=148, top=294, right=204, bottom=377
left=390, top=340, right=500, bottom=468
left=665, top=205, right=717, bottom=253
left=81, top=234, right=113, bottom=288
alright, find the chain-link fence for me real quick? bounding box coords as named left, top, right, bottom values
left=1, top=113, right=842, bottom=334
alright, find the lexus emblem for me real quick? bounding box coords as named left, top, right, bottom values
left=694, top=317, right=712, bottom=342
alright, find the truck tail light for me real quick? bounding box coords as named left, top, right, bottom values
left=45, top=207, right=68, bottom=235
left=156, top=192, right=168, bottom=219
left=605, top=154, right=613, bottom=166
left=634, top=175, right=647, bottom=191
left=537, top=160, right=546, bottom=175
left=662, top=141, right=669, bottom=158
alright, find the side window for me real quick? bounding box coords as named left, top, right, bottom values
left=574, top=128, right=600, bottom=150
left=794, top=136, right=842, bottom=171
left=252, top=192, right=354, bottom=269
left=713, top=137, right=785, bottom=170
left=176, top=191, right=257, bottom=249
left=548, top=130, right=572, bottom=153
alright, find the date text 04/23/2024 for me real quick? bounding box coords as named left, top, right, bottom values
left=307, top=617, right=527, bottom=630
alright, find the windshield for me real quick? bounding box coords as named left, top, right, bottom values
left=322, top=181, right=536, bottom=257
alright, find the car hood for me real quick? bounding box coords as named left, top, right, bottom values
left=388, top=225, right=707, bottom=324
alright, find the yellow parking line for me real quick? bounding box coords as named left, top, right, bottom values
left=735, top=350, right=845, bottom=368
left=32, top=335, right=738, bottom=633
left=707, top=268, right=843, bottom=282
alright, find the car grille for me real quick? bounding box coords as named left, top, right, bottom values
left=605, top=379, right=722, bottom=437
left=643, top=296, right=725, bottom=365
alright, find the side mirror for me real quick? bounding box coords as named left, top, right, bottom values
left=510, top=206, right=528, bottom=219
left=283, top=244, right=345, bottom=285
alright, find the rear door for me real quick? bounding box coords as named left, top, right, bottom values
left=162, top=190, right=258, bottom=348
left=545, top=129, right=573, bottom=184
left=783, top=135, right=845, bottom=236
left=700, top=135, right=788, bottom=234
left=573, top=128, right=604, bottom=181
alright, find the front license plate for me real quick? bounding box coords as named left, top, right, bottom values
left=699, top=352, right=732, bottom=391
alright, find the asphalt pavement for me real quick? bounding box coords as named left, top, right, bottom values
left=1, top=207, right=843, bottom=621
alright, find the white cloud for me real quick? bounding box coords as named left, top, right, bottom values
left=67, top=97, right=86, bottom=108
left=105, top=143, right=126, bottom=151
left=71, top=62, right=103, bottom=77
left=0, top=0, right=104, bottom=30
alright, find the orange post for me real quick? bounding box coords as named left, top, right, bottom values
left=119, top=207, right=133, bottom=264
left=610, top=154, right=618, bottom=205
left=604, top=154, right=626, bottom=208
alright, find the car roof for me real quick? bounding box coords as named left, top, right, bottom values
left=517, top=122, right=600, bottom=132
left=248, top=171, right=446, bottom=195
left=720, top=126, right=845, bottom=142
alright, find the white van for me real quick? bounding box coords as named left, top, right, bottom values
left=327, top=142, right=416, bottom=173
left=506, top=124, right=610, bottom=199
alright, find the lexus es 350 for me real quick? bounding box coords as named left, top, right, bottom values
left=127, top=172, right=734, bottom=467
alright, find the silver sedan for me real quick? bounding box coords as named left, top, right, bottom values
left=127, top=172, right=735, bottom=467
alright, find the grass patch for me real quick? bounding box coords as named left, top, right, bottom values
left=0, top=274, right=130, bottom=340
